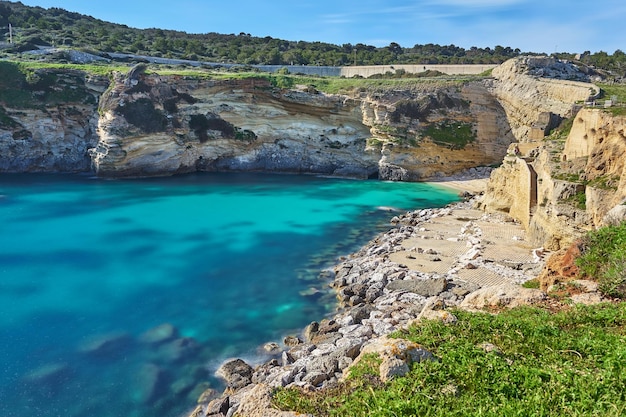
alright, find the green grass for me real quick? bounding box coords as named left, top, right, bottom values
left=546, top=116, right=575, bottom=141
left=3, top=60, right=483, bottom=95
left=273, top=304, right=626, bottom=417
left=12, top=61, right=130, bottom=76
left=587, top=175, right=620, bottom=191
left=577, top=223, right=626, bottom=298
left=521, top=279, right=540, bottom=289
left=596, top=83, right=626, bottom=116
left=0, top=61, right=102, bottom=108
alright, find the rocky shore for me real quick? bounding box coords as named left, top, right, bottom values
left=189, top=176, right=597, bottom=417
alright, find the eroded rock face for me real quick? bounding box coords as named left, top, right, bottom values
left=458, top=283, right=546, bottom=311
left=91, top=71, right=379, bottom=178
left=480, top=107, right=626, bottom=250
left=88, top=66, right=517, bottom=179
left=3, top=57, right=593, bottom=180
left=489, top=57, right=599, bottom=141
left=0, top=67, right=107, bottom=172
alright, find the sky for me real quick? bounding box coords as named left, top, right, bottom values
left=14, top=0, right=626, bottom=54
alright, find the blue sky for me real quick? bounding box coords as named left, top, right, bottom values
left=16, top=0, right=626, bottom=54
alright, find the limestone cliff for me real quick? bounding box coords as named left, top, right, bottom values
left=488, top=56, right=599, bottom=141
left=480, top=107, right=626, bottom=250
left=0, top=57, right=600, bottom=181
left=0, top=65, right=108, bottom=172
left=91, top=69, right=378, bottom=178
left=89, top=67, right=514, bottom=179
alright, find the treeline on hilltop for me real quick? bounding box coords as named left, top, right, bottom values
left=0, top=1, right=625, bottom=74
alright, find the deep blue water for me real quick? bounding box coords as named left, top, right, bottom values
left=0, top=172, right=457, bottom=417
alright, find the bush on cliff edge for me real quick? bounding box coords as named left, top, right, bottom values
left=577, top=222, right=626, bottom=298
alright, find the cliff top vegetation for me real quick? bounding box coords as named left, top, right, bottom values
left=0, top=1, right=625, bottom=75
left=0, top=59, right=480, bottom=98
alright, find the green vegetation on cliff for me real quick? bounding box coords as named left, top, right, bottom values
left=274, top=303, right=626, bottom=417
left=597, top=83, right=626, bottom=116
left=0, top=60, right=97, bottom=108
left=578, top=223, right=626, bottom=298
left=423, top=121, right=476, bottom=150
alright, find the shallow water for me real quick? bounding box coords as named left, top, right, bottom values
left=0, top=172, right=457, bottom=417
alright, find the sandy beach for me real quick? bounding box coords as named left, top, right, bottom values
left=427, top=177, right=489, bottom=194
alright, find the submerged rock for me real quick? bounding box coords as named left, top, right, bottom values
left=22, top=363, right=72, bottom=391
left=134, top=363, right=168, bottom=405
left=78, top=332, right=132, bottom=358
left=139, top=323, right=179, bottom=345
left=157, top=337, right=201, bottom=363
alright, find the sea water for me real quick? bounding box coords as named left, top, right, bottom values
left=0, top=172, right=458, bottom=417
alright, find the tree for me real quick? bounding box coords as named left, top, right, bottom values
left=387, top=42, right=402, bottom=55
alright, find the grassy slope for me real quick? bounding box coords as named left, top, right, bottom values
left=274, top=303, right=626, bottom=417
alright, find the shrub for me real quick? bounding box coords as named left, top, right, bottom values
left=117, top=98, right=167, bottom=133
left=423, top=121, right=476, bottom=150
left=577, top=223, right=626, bottom=298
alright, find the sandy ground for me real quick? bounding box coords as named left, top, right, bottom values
left=386, top=177, right=544, bottom=288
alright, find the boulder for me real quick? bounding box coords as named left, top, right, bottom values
left=379, top=357, right=410, bottom=382
left=262, top=342, right=281, bottom=355
left=205, top=396, right=230, bottom=416
left=536, top=241, right=583, bottom=291
left=386, top=277, right=447, bottom=297
left=570, top=293, right=606, bottom=305
left=229, top=384, right=312, bottom=417
left=459, top=283, right=546, bottom=311
left=346, top=336, right=435, bottom=380
left=216, top=359, right=254, bottom=391
left=602, top=204, right=626, bottom=226
left=283, top=335, right=302, bottom=347
left=134, top=363, right=168, bottom=405
left=139, top=323, right=179, bottom=345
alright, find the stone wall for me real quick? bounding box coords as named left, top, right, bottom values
left=340, top=64, right=497, bottom=78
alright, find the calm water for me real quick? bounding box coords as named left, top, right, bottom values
left=0, top=172, right=457, bottom=417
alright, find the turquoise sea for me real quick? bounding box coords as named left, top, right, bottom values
left=0, top=172, right=458, bottom=417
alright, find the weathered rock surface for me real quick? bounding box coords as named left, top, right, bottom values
left=216, top=359, right=254, bottom=391
left=2, top=57, right=601, bottom=181
left=458, top=283, right=546, bottom=311
left=480, top=107, right=626, bottom=250
left=488, top=56, right=599, bottom=141
left=7, top=59, right=586, bottom=179
left=536, top=241, right=583, bottom=290
left=0, top=67, right=107, bottom=172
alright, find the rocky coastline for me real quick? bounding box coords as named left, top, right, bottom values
left=187, top=172, right=609, bottom=417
